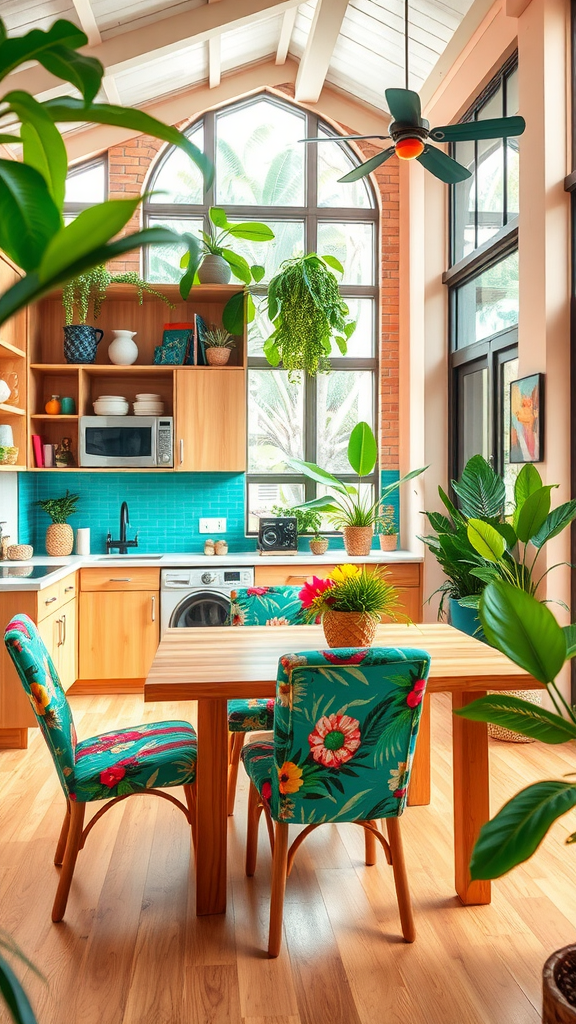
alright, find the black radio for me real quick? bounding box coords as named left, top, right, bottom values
left=257, top=516, right=298, bottom=554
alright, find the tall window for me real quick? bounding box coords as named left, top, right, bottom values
left=63, top=157, right=107, bottom=222
left=447, top=58, right=519, bottom=497
left=144, top=95, right=379, bottom=531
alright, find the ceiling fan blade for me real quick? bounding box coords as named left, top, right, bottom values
left=430, top=115, right=526, bottom=143
left=416, top=145, right=471, bottom=184
left=300, top=135, right=388, bottom=143
left=385, top=88, right=421, bottom=126
left=338, top=148, right=396, bottom=183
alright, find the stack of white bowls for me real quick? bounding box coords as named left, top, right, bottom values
left=133, top=393, right=164, bottom=415
left=93, top=395, right=129, bottom=416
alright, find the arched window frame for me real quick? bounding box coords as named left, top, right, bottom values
left=63, top=155, right=108, bottom=220
left=143, top=93, right=380, bottom=534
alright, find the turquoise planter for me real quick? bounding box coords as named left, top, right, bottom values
left=449, top=598, right=486, bottom=644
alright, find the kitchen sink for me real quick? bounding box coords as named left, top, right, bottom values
left=96, top=555, right=163, bottom=560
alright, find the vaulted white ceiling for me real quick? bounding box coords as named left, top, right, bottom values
left=1, top=0, right=479, bottom=141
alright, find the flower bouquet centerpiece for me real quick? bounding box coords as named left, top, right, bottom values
left=299, top=564, right=401, bottom=648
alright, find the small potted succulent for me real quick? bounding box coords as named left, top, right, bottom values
left=271, top=504, right=328, bottom=555
left=299, top=563, right=400, bottom=647
left=204, top=325, right=236, bottom=366
left=378, top=504, right=398, bottom=551
left=35, top=490, right=80, bottom=557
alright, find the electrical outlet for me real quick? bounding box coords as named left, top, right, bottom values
left=199, top=517, right=227, bottom=533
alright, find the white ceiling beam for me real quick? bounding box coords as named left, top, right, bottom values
left=294, top=0, right=349, bottom=103
left=72, top=0, right=122, bottom=108
left=419, top=0, right=501, bottom=112
left=208, top=0, right=222, bottom=89
left=5, top=0, right=304, bottom=98
left=276, top=8, right=297, bottom=66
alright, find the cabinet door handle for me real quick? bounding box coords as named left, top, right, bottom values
left=179, top=438, right=184, bottom=465
left=286, top=575, right=313, bottom=583
left=151, top=595, right=156, bottom=622
left=45, top=596, right=57, bottom=605
left=64, top=586, right=74, bottom=593
left=61, top=613, right=66, bottom=646
left=57, top=617, right=63, bottom=647
left=109, top=578, right=131, bottom=582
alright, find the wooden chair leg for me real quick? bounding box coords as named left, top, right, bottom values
left=54, top=802, right=71, bottom=866
left=183, top=784, right=197, bottom=853
left=386, top=817, right=415, bottom=942
left=52, top=801, right=86, bottom=923
left=364, top=826, right=377, bottom=866
left=227, top=732, right=245, bottom=816
left=268, top=822, right=289, bottom=958
left=246, top=782, right=263, bottom=876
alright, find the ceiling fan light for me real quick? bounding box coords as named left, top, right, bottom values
left=395, top=137, right=425, bottom=160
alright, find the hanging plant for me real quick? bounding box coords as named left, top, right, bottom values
left=263, top=254, right=356, bottom=379
left=62, top=264, right=175, bottom=325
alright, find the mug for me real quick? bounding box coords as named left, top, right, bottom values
left=60, top=397, right=76, bottom=415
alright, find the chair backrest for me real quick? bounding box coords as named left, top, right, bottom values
left=269, top=646, right=431, bottom=824
left=228, top=585, right=309, bottom=626
left=5, top=614, right=77, bottom=796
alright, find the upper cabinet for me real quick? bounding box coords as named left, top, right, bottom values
left=27, top=284, right=247, bottom=473
left=0, top=253, right=27, bottom=471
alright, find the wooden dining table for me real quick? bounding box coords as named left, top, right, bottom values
left=144, top=622, right=542, bottom=916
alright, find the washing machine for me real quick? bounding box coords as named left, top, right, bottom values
left=160, top=566, right=254, bottom=634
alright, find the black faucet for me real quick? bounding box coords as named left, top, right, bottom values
left=106, top=501, right=139, bottom=555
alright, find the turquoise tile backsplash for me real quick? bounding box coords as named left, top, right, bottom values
left=18, top=471, right=399, bottom=555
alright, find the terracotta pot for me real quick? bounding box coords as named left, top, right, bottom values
left=379, top=534, right=398, bottom=552
left=309, top=538, right=329, bottom=555
left=342, top=525, right=373, bottom=556
left=46, top=523, right=73, bottom=557
left=198, top=254, right=231, bottom=284
left=323, top=609, right=377, bottom=649
left=543, top=945, right=576, bottom=1023
left=206, top=347, right=231, bottom=366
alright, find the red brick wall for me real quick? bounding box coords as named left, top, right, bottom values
left=105, top=101, right=400, bottom=470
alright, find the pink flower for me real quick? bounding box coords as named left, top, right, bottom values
left=261, top=781, right=272, bottom=801
left=406, top=690, right=423, bottom=708
left=299, top=576, right=335, bottom=610
left=413, top=679, right=427, bottom=692
left=247, top=586, right=268, bottom=596
left=100, top=764, right=126, bottom=788
left=322, top=650, right=368, bottom=665
left=393, top=787, right=407, bottom=800
left=308, top=713, right=361, bottom=768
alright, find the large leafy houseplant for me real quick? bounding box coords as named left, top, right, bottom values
left=0, top=18, right=210, bottom=327
left=62, top=264, right=174, bottom=325
left=264, top=253, right=356, bottom=378
left=179, top=206, right=272, bottom=286
left=0, top=930, right=43, bottom=1024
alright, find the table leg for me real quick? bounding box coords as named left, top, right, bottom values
left=408, top=692, right=430, bottom=806
left=452, top=689, right=491, bottom=905
left=196, top=697, right=228, bottom=915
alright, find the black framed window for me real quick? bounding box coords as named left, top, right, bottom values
left=63, top=156, right=107, bottom=222
left=142, top=95, right=380, bottom=533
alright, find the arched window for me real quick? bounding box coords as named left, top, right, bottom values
left=144, top=95, right=379, bottom=532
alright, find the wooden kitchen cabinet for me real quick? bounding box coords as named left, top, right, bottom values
left=37, top=597, right=77, bottom=692
left=175, top=368, right=246, bottom=472
left=78, top=572, right=159, bottom=686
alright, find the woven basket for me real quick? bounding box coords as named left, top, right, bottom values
left=206, top=347, right=231, bottom=366
left=488, top=688, right=543, bottom=742
left=7, top=545, right=33, bottom=561
left=45, top=523, right=73, bottom=557
left=323, top=610, right=377, bottom=648
left=309, top=538, right=329, bottom=555
left=342, top=526, right=373, bottom=556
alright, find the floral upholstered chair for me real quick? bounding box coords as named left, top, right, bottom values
left=226, top=585, right=310, bottom=814
left=4, top=613, right=197, bottom=923
left=240, top=645, right=431, bottom=956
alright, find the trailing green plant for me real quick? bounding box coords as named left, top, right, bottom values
left=0, top=929, right=43, bottom=1024
left=62, top=264, right=174, bottom=325
left=264, top=253, right=356, bottom=379
left=34, top=490, right=79, bottom=524
left=271, top=504, right=323, bottom=538
left=378, top=504, right=397, bottom=536
left=299, top=563, right=401, bottom=620
left=453, top=581, right=576, bottom=881
left=0, top=18, right=210, bottom=328
left=290, top=421, right=426, bottom=530
left=203, top=325, right=235, bottom=350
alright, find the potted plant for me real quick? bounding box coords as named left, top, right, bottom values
left=179, top=206, right=273, bottom=286
left=271, top=504, right=328, bottom=555
left=290, top=422, right=426, bottom=556
left=62, top=265, right=175, bottom=364
left=35, top=491, right=80, bottom=557
left=203, top=325, right=235, bottom=366
left=453, top=581, right=576, bottom=1022
left=378, top=504, right=398, bottom=551
left=264, top=253, right=356, bottom=379
left=299, top=563, right=400, bottom=647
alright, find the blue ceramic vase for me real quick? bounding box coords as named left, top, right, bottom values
left=64, top=325, right=104, bottom=364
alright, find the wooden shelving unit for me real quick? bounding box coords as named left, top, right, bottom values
left=0, top=254, right=28, bottom=469
left=28, top=283, right=247, bottom=473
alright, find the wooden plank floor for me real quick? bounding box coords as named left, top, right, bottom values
left=1, top=691, right=575, bottom=1024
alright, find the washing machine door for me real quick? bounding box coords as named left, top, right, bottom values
left=169, top=590, right=230, bottom=627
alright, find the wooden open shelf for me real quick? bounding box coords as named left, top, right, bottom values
left=0, top=403, right=25, bottom=416
left=0, top=340, right=26, bottom=358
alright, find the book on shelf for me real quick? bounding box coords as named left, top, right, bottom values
left=31, top=435, right=44, bottom=467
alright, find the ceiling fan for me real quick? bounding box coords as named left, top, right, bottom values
left=301, top=1, right=525, bottom=185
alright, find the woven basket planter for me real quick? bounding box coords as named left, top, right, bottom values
left=342, top=526, right=373, bottom=556
left=309, top=538, right=329, bottom=555
left=488, top=688, right=543, bottom=743
left=379, top=534, right=398, bottom=552
left=323, top=609, right=377, bottom=648
left=198, top=254, right=231, bottom=284
left=543, top=945, right=576, bottom=1023
left=206, top=347, right=231, bottom=366
left=46, top=523, right=73, bottom=557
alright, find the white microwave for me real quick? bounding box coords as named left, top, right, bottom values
left=79, top=416, right=173, bottom=468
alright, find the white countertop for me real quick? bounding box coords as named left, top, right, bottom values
left=0, top=548, right=423, bottom=590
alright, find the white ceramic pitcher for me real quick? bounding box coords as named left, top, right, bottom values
left=108, top=330, right=138, bottom=366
